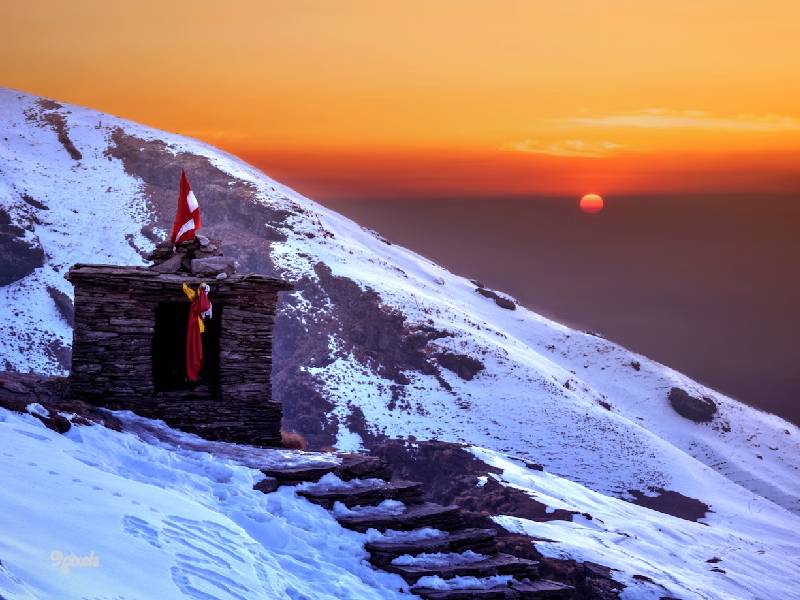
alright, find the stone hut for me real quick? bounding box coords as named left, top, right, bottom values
left=66, top=236, right=292, bottom=446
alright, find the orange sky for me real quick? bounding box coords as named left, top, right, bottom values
left=2, top=1, right=799, bottom=199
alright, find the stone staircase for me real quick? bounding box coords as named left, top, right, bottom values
left=257, top=454, right=575, bottom=599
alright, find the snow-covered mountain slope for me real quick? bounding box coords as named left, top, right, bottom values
left=0, top=405, right=412, bottom=600
left=1, top=88, right=799, bottom=599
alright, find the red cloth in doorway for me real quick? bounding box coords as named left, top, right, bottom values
left=183, top=283, right=212, bottom=382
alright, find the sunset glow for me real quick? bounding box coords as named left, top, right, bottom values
left=580, top=194, right=604, bottom=214
left=1, top=1, right=798, bottom=199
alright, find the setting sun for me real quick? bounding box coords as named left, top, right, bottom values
left=580, top=193, right=604, bottom=214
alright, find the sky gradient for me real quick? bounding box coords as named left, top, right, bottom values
left=2, top=0, right=799, bottom=199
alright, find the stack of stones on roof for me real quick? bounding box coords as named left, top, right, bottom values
left=148, top=233, right=237, bottom=278
left=66, top=234, right=292, bottom=447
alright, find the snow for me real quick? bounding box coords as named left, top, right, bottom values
left=472, top=446, right=800, bottom=600
left=115, top=410, right=339, bottom=471
left=25, top=403, right=48, bottom=418
left=332, top=499, right=406, bottom=518
left=296, top=473, right=386, bottom=492
left=1, top=87, right=799, bottom=598
left=391, top=551, right=487, bottom=567
left=413, top=575, right=514, bottom=591
left=0, top=406, right=412, bottom=599
left=363, top=528, right=445, bottom=543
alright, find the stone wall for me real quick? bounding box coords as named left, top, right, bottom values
left=67, top=265, right=292, bottom=446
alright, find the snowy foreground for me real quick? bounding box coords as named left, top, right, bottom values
left=1, top=88, right=800, bottom=599
left=2, top=405, right=799, bottom=600
left=0, top=406, right=413, bottom=600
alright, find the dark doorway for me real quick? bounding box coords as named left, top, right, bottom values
left=152, top=302, right=222, bottom=394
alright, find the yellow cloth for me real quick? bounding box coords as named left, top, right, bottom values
left=182, top=283, right=205, bottom=333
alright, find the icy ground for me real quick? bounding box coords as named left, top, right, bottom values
left=0, top=406, right=412, bottom=600
left=472, top=447, right=800, bottom=599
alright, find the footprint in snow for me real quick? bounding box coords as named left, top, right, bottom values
left=14, top=429, right=50, bottom=441
left=122, top=515, right=162, bottom=548
left=170, top=564, right=251, bottom=600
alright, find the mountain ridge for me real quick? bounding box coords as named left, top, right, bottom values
left=1, top=88, right=799, bottom=599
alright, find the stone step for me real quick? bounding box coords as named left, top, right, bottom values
left=367, top=528, right=498, bottom=566
left=411, top=579, right=574, bottom=600
left=336, top=502, right=464, bottom=533
left=261, top=464, right=338, bottom=485
left=253, top=476, right=279, bottom=494
left=335, top=453, right=392, bottom=481
left=510, top=581, right=575, bottom=599
left=298, top=479, right=424, bottom=509
left=386, top=552, right=539, bottom=584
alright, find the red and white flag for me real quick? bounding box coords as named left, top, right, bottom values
left=170, top=170, right=202, bottom=244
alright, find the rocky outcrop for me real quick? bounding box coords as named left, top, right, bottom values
left=436, top=352, right=485, bottom=381
left=255, top=451, right=576, bottom=599
left=26, top=99, right=82, bottom=161
left=476, top=286, right=517, bottom=310
left=190, top=256, right=237, bottom=277
left=668, top=387, right=717, bottom=422
left=369, top=440, right=622, bottom=599
left=627, top=487, right=709, bottom=522
left=0, top=371, right=122, bottom=432
left=0, top=207, right=44, bottom=286
left=47, top=286, right=74, bottom=324
left=104, top=129, right=498, bottom=448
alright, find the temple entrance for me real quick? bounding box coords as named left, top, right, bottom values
left=152, top=302, right=222, bottom=394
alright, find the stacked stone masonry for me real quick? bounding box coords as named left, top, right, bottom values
left=67, top=264, right=292, bottom=446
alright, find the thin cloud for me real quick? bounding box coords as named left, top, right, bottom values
left=503, top=139, right=623, bottom=158
left=561, top=109, right=800, bottom=132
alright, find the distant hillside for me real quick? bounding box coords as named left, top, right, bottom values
left=1, top=88, right=799, bottom=598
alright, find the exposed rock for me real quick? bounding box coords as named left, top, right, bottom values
left=149, top=253, right=184, bottom=273
left=35, top=411, right=72, bottom=434
left=435, top=352, right=485, bottom=381
left=20, top=193, right=48, bottom=210
left=105, top=129, right=503, bottom=449
left=298, top=479, right=423, bottom=509
left=27, top=99, right=83, bottom=161
left=107, top=130, right=290, bottom=275
left=261, top=464, right=337, bottom=485
left=370, top=440, right=620, bottom=599
left=387, top=552, right=539, bottom=585
left=336, top=501, right=464, bottom=533
left=627, top=487, right=710, bottom=522
left=190, top=256, right=237, bottom=277
left=476, top=286, right=517, bottom=310
left=253, top=476, right=279, bottom=494
left=0, top=208, right=45, bottom=286
left=668, top=387, right=717, bottom=422
left=335, top=452, right=392, bottom=481
left=140, top=225, right=162, bottom=244
left=0, top=371, right=122, bottom=432
left=371, top=440, right=577, bottom=524
left=367, top=528, right=497, bottom=567
left=47, top=286, right=74, bottom=324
